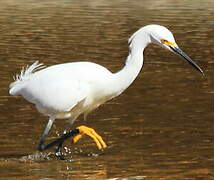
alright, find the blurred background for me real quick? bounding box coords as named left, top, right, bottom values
left=0, top=0, right=213, bottom=179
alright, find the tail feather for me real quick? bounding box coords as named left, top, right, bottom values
left=9, top=61, right=45, bottom=95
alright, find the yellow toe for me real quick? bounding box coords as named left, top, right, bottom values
left=73, top=133, right=83, bottom=143
left=74, top=125, right=107, bottom=149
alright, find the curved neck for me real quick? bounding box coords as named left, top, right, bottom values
left=112, top=29, right=151, bottom=95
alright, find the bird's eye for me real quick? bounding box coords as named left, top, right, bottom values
left=161, top=39, right=168, bottom=44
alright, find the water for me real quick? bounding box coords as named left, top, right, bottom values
left=0, top=0, right=214, bottom=179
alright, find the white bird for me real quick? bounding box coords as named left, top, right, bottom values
left=9, top=25, right=203, bottom=158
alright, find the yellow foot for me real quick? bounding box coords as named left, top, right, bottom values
left=72, top=125, right=107, bottom=150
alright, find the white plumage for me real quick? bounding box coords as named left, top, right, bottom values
left=9, top=25, right=203, bottom=153
left=10, top=61, right=117, bottom=121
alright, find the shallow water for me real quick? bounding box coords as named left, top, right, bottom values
left=0, top=0, right=214, bottom=179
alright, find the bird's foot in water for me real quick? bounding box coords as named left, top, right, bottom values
left=55, top=151, right=65, bottom=160
left=73, top=125, right=107, bottom=150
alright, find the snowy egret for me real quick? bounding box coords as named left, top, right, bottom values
left=9, top=25, right=203, bottom=158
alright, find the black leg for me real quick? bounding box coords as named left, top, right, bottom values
left=37, top=118, right=55, bottom=151
left=38, top=127, right=79, bottom=151
left=37, top=117, right=80, bottom=160
left=44, top=129, right=80, bottom=150
left=43, top=129, right=79, bottom=160
left=55, top=141, right=65, bottom=160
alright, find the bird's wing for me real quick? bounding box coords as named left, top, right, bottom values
left=23, top=73, right=90, bottom=113
left=10, top=61, right=113, bottom=114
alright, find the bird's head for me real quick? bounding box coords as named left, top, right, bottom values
left=145, top=24, right=204, bottom=75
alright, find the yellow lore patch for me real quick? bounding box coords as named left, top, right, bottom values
left=161, top=39, right=177, bottom=46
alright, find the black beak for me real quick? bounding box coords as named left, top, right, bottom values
left=170, top=46, right=204, bottom=76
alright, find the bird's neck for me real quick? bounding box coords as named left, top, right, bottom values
left=112, top=30, right=151, bottom=96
